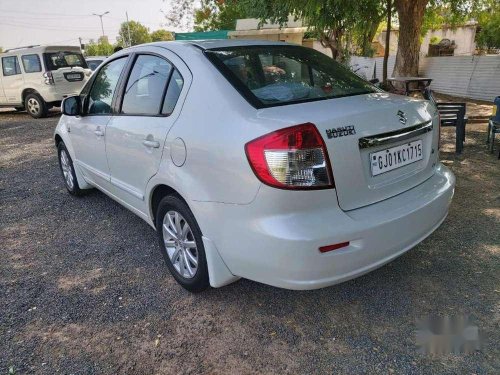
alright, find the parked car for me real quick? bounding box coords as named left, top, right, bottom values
left=85, top=56, right=107, bottom=71
left=54, top=40, right=455, bottom=292
left=0, top=45, right=91, bottom=118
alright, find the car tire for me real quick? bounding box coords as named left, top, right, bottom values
left=57, top=142, right=84, bottom=196
left=25, top=93, right=48, bottom=118
left=156, top=195, right=209, bottom=293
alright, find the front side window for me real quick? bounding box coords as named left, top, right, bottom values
left=87, top=57, right=127, bottom=115
left=43, top=51, right=88, bottom=70
left=2, top=56, right=21, bottom=76
left=205, top=46, right=377, bottom=108
left=21, top=54, right=42, bottom=73
left=121, top=55, right=172, bottom=115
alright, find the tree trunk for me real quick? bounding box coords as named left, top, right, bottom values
left=383, top=0, right=392, bottom=84
left=393, top=0, right=428, bottom=77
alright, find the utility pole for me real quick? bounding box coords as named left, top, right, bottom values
left=92, top=11, right=110, bottom=38
left=126, top=11, right=132, bottom=47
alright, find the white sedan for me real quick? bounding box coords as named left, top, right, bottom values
left=54, top=40, right=455, bottom=292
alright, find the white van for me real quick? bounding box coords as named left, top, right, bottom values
left=0, top=45, right=91, bottom=118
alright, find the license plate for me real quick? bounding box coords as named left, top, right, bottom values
left=66, top=73, right=81, bottom=80
left=370, top=140, right=423, bottom=176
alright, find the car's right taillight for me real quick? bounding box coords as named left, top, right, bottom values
left=245, top=123, right=335, bottom=190
left=43, top=71, right=54, bottom=85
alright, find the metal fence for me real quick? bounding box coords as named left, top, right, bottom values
left=348, top=55, right=500, bottom=102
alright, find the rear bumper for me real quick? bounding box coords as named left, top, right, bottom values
left=192, top=164, right=455, bottom=290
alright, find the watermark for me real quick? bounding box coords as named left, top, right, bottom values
left=416, top=315, right=481, bottom=355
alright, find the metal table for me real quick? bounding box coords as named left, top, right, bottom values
left=387, top=77, right=433, bottom=96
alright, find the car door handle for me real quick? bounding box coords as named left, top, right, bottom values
left=94, top=129, right=104, bottom=137
left=142, top=139, right=160, bottom=148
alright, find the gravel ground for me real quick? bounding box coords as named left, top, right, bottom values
left=0, top=109, right=499, bottom=374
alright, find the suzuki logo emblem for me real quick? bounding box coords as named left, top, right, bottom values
left=397, top=110, right=407, bottom=125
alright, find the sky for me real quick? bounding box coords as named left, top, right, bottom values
left=0, top=0, right=194, bottom=50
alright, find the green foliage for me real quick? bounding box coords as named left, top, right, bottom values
left=150, top=29, right=174, bottom=41
left=194, top=0, right=248, bottom=31
left=84, top=38, right=114, bottom=56
left=238, top=0, right=385, bottom=61
left=476, top=5, right=500, bottom=49
left=117, top=21, right=152, bottom=46
left=430, top=35, right=441, bottom=44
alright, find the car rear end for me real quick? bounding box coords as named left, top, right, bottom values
left=196, top=43, right=455, bottom=289
left=41, top=46, right=91, bottom=103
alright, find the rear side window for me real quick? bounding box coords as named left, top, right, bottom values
left=121, top=55, right=172, bottom=115
left=205, top=45, right=377, bottom=108
left=21, top=54, right=42, bottom=73
left=87, top=57, right=127, bottom=115
left=162, top=69, right=184, bottom=115
left=2, top=56, right=21, bottom=76
left=43, top=51, right=87, bottom=70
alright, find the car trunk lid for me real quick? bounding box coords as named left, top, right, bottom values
left=256, top=92, right=439, bottom=211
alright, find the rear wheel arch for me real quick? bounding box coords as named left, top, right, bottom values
left=22, top=88, right=39, bottom=102
left=150, top=184, right=190, bottom=229
left=54, top=134, right=63, bottom=147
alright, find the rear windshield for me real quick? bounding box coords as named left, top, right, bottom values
left=43, top=51, right=88, bottom=70
left=205, top=45, right=377, bottom=108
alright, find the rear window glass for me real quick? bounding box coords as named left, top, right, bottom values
left=205, top=45, right=377, bottom=108
left=44, top=51, right=87, bottom=70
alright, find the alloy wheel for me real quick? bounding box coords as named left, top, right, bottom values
left=162, top=210, right=199, bottom=279
left=27, top=98, right=40, bottom=116
left=60, top=149, right=74, bottom=190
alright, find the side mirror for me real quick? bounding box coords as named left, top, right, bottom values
left=62, top=95, right=81, bottom=116
left=369, top=78, right=380, bottom=84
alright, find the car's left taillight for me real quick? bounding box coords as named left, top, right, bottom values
left=245, top=123, right=334, bottom=190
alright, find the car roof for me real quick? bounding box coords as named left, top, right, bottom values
left=1, top=45, right=82, bottom=55
left=147, top=39, right=292, bottom=51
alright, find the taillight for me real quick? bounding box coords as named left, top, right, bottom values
left=43, top=71, right=54, bottom=85
left=245, top=123, right=334, bottom=190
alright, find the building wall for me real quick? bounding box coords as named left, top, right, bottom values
left=420, top=26, right=477, bottom=56
left=376, top=25, right=477, bottom=57
left=235, top=17, right=303, bottom=31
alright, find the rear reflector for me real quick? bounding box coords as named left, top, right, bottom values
left=319, top=242, right=350, bottom=253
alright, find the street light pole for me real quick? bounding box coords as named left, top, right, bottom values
left=92, top=11, right=110, bottom=38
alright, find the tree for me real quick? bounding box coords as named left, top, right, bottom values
left=194, top=0, right=248, bottom=31
left=353, top=2, right=386, bottom=57
left=393, top=0, right=492, bottom=77
left=150, top=29, right=174, bottom=41
left=84, top=37, right=115, bottom=56
left=238, top=0, right=384, bottom=61
left=162, top=0, right=196, bottom=30
left=383, top=0, right=394, bottom=84
left=118, top=21, right=152, bottom=46
left=475, top=1, right=500, bottom=50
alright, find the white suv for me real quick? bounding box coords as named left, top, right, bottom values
left=0, top=45, right=91, bottom=118
left=54, top=41, right=455, bottom=292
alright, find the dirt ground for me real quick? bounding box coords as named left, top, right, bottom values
left=0, top=106, right=499, bottom=374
